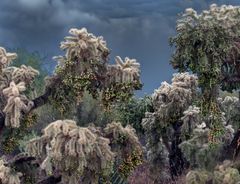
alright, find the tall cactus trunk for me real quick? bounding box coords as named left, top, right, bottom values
left=169, top=120, right=189, bottom=179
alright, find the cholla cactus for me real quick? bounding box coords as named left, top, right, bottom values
left=221, top=96, right=239, bottom=107
left=104, top=122, right=142, bottom=157
left=0, top=48, right=39, bottom=130
left=116, top=56, right=140, bottom=82
left=49, top=28, right=142, bottom=112
left=185, top=170, right=210, bottom=184
left=141, top=73, right=198, bottom=180
left=141, top=112, right=170, bottom=181
left=0, top=47, right=40, bottom=154
left=0, top=47, right=17, bottom=71
left=142, top=112, right=168, bottom=164
left=26, top=120, right=142, bottom=183
left=0, top=157, right=22, bottom=184
left=151, top=72, right=198, bottom=125
left=219, top=96, right=240, bottom=130
left=172, top=4, right=240, bottom=94
left=181, top=106, right=200, bottom=126
left=181, top=105, right=201, bottom=139
left=115, top=56, right=140, bottom=71
left=0, top=65, right=39, bottom=91
left=2, top=81, right=33, bottom=128
left=214, top=160, right=240, bottom=184
left=51, top=27, right=109, bottom=96
left=0, top=67, right=17, bottom=90
left=107, top=56, right=140, bottom=84
left=102, top=56, right=142, bottom=109
left=55, top=27, right=109, bottom=65
left=12, top=65, right=39, bottom=84
left=179, top=127, right=214, bottom=169
left=26, top=120, right=115, bottom=184
left=180, top=123, right=235, bottom=170
left=177, top=4, right=240, bottom=34
left=186, top=160, right=240, bottom=184
left=103, top=122, right=143, bottom=177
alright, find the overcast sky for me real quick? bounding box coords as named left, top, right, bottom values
left=0, top=0, right=239, bottom=95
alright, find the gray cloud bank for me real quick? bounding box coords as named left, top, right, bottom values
left=0, top=0, right=239, bottom=95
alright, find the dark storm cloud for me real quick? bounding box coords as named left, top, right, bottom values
left=0, top=0, right=239, bottom=95
left=0, top=0, right=98, bottom=51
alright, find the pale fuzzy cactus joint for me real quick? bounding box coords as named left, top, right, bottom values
left=0, top=157, right=22, bottom=184
left=0, top=47, right=17, bottom=71
left=2, top=81, right=34, bottom=128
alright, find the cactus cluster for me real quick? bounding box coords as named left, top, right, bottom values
left=180, top=114, right=235, bottom=170
left=171, top=4, right=240, bottom=91
left=219, top=96, right=240, bottom=130
left=0, top=47, right=17, bottom=72
left=0, top=48, right=39, bottom=129
left=177, top=4, right=240, bottom=33
left=0, top=157, right=22, bottom=184
left=186, top=160, right=240, bottom=184
left=26, top=119, right=114, bottom=184
left=180, top=106, right=201, bottom=140
left=2, top=81, right=34, bottom=128
left=151, top=72, right=198, bottom=125
left=11, top=65, right=39, bottom=85
left=0, top=4, right=239, bottom=183
left=141, top=72, right=198, bottom=181
left=0, top=65, right=39, bottom=90
left=104, top=122, right=141, bottom=151
left=47, top=28, right=142, bottom=113
left=25, top=120, right=142, bottom=183
left=108, top=56, right=140, bottom=84
left=57, top=27, right=109, bottom=62
left=142, top=112, right=169, bottom=168
left=103, top=122, right=143, bottom=177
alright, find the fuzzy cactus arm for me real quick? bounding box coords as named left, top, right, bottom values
left=11, top=65, right=39, bottom=84
left=115, top=56, right=125, bottom=68
left=0, top=86, right=52, bottom=131
left=0, top=47, right=17, bottom=71
left=2, top=81, right=31, bottom=128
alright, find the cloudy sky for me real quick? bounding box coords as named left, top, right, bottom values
left=0, top=0, right=239, bottom=95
